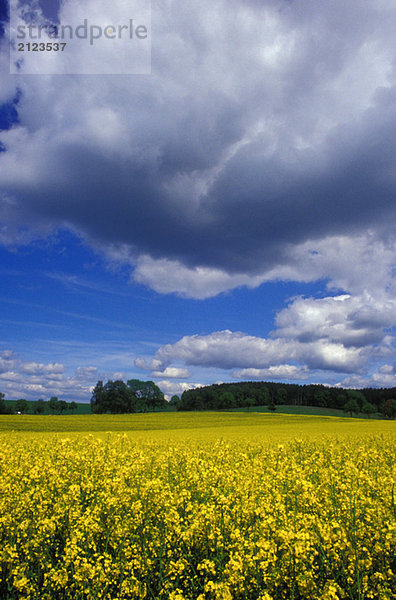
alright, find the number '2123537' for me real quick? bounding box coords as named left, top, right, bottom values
left=18, top=42, right=67, bottom=51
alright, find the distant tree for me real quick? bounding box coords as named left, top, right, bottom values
left=178, top=389, right=206, bottom=411
left=127, top=379, right=166, bottom=412
left=313, top=389, right=330, bottom=408
left=34, top=399, right=46, bottom=415
left=105, top=380, right=135, bottom=413
left=241, top=397, right=254, bottom=411
left=346, top=390, right=365, bottom=410
left=218, top=391, right=235, bottom=409
left=69, top=401, right=78, bottom=414
left=276, top=387, right=287, bottom=405
left=362, top=401, right=376, bottom=418
left=169, top=395, right=180, bottom=407
left=58, top=400, right=68, bottom=414
left=48, top=396, right=60, bottom=415
left=91, top=380, right=104, bottom=413
left=92, top=380, right=138, bottom=414
left=0, top=392, right=6, bottom=414
left=257, top=386, right=270, bottom=406
left=191, top=394, right=205, bottom=410
left=233, top=389, right=244, bottom=408
left=268, top=400, right=276, bottom=412
left=294, top=388, right=304, bottom=406
left=15, top=399, right=29, bottom=414
left=204, top=389, right=217, bottom=409
left=336, top=394, right=347, bottom=410
left=381, top=398, right=396, bottom=419
left=344, top=398, right=360, bottom=417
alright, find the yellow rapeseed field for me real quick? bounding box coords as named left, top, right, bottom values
left=0, top=413, right=394, bottom=599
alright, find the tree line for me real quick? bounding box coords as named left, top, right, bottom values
left=0, top=393, right=79, bottom=415
left=2, top=380, right=396, bottom=418
left=176, top=382, right=396, bottom=418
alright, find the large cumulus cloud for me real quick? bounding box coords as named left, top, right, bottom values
left=135, top=328, right=371, bottom=376
left=135, top=268, right=396, bottom=386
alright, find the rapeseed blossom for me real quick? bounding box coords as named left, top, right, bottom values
left=0, top=415, right=394, bottom=599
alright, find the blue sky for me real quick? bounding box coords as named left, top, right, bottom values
left=0, top=0, right=395, bottom=401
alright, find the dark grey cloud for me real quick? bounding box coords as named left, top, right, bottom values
left=0, top=0, right=395, bottom=286
left=17, top=0, right=61, bottom=23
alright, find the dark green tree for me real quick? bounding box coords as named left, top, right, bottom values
left=381, top=398, right=396, bottom=419
left=314, top=389, right=330, bottom=407
left=69, top=401, right=78, bottom=414
left=91, top=380, right=138, bottom=414
left=34, top=399, right=46, bottom=415
left=104, top=380, right=135, bottom=413
left=346, top=390, right=365, bottom=410
left=276, top=387, right=287, bottom=405
left=362, top=401, right=376, bottom=418
left=91, top=380, right=104, bottom=413
left=15, top=399, right=29, bottom=414
left=48, top=396, right=60, bottom=415
left=241, top=396, right=254, bottom=411
left=58, top=400, right=68, bottom=414
left=0, top=392, right=6, bottom=414
left=127, top=379, right=166, bottom=412
left=344, top=398, right=360, bottom=417
left=218, top=391, right=235, bottom=409
left=336, top=393, right=347, bottom=410
left=169, top=395, right=180, bottom=407
left=257, top=386, right=270, bottom=406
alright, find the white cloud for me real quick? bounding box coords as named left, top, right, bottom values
left=133, top=255, right=266, bottom=299
left=0, top=371, right=20, bottom=382
left=232, top=365, right=309, bottom=381
left=0, top=350, right=99, bottom=400
left=0, top=350, right=17, bottom=373
left=338, top=365, right=396, bottom=390
left=273, top=234, right=396, bottom=297
left=134, top=356, right=163, bottom=371
left=136, top=274, right=396, bottom=384
left=144, top=329, right=370, bottom=375
left=275, top=293, right=396, bottom=348
left=128, top=233, right=396, bottom=301
left=75, top=366, right=98, bottom=380
left=104, top=372, right=126, bottom=382
left=155, top=380, right=204, bottom=400
left=18, top=362, right=65, bottom=376
left=151, top=367, right=191, bottom=379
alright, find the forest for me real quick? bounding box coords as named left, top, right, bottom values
left=177, top=381, right=396, bottom=417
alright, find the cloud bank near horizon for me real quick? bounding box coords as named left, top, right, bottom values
left=135, top=287, right=396, bottom=389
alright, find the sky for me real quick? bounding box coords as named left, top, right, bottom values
left=0, top=0, right=395, bottom=401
